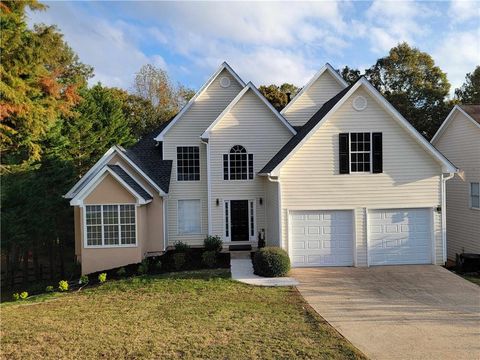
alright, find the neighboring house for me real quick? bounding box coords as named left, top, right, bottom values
left=431, top=105, right=480, bottom=260
left=65, top=62, right=457, bottom=274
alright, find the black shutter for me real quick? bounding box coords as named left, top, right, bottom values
left=339, top=133, right=349, bottom=174
left=372, top=132, right=383, bottom=173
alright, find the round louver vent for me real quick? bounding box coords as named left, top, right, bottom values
left=353, top=95, right=367, bottom=111
left=220, top=76, right=231, bottom=88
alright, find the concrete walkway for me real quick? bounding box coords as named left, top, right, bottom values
left=293, top=265, right=480, bottom=360
left=230, top=252, right=299, bottom=286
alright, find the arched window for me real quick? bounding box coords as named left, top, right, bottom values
left=223, top=145, right=254, bottom=180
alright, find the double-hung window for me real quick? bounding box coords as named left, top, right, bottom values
left=178, top=199, right=201, bottom=234
left=471, top=182, right=480, bottom=209
left=223, top=145, right=254, bottom=180
left=350, top=132, right=371, bottom=172
left=85, top=204, right=136, bottom=247
left=177, top=146, right=200, bottom=181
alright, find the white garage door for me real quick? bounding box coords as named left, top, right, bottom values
left=368, top=208, right=432, bottom=266
left=290, top=210, right=354, bottom=267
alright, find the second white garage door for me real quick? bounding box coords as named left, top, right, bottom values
left=290, top=210, right=354, bottom=267
left=368, top=208, right=432, bottom=266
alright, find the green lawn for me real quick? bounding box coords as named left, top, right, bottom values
left=1, top=269, right=365, bottom=360
left=462, top=274, right=480, bottom=286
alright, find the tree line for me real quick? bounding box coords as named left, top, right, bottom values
left=1, top=0, right=478, bottom=290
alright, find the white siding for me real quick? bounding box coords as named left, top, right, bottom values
left=283, top=71, right=344, bottom=127
left=279, top=87, right=444, bottom=266
left=209, top=89, right=293, bottom=242
left=162, top=69, right=243, bottom=246
left=434, top=111, right=480, bottom=259
left=265, top=179, right=280, bottom=246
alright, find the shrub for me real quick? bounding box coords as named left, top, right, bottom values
left=98, top=273, right=107, bottom=283
left=116, top=267, right=127, bottom=277
left=202, top=250, right=217, bottom=268
left=79, top=275, right=89, bottom=285
left=253, top=247, right=291, bottom=277
left=58, top=280, right=69, bottom=292
left=173, top=252, right=186, bottom=270
left=154, top=260, right=162, bottom=271
left=137, top=260, right=149, bottom=275
left=174, top=241, right=190, bottom=253
left=12, top=293, right=19, bottom=301
left=19, top=291, right=28, bottom=300
left=45, top=286, right=54, bottom=293
left=204, top=235, right=223, bottom=252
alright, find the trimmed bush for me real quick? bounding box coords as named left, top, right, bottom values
left=174, top=241, right=190, bottom=253
left=98, top=273, right=107, bottom=283
left=253, top=247, right=290, bottom=277
left=20, top=291, right=28, bottom=300
left=58, top=280, right=69, bottom=292
left=153, top=260, right=162, bottom=271
left=202, top=250, right=217, bottom=268
left=204, top=235, right=222, bottom=252
left=137, top=260, right=149, bottom=275
left=79, top=275, right=89, bottom=285
left=45, top=286, right=54, bottom=293
left=116, top=267, right=127, bottom=277
left=173, top=252, right=186, bottom=270
left=12, top=293, right=19, bottom=301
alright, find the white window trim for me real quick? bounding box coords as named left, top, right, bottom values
left=177, top=199, right=203, bottom=235
left=176, top=145, right=200, bottom=182
left=348, top=131, right=373, bottom=174
left=223, top=199, right=256, bottom=241
left=470, top=182, right=480, bottom=210
left=223, top=146, right=254, bottom=181
left=83, top=204, right=138, bottom=248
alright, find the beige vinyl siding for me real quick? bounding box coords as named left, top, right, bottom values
left=209, top=89, right=293, bottom=241
left=279, top=88, right=444, bottom=266
left=434, top=111, right=480, bottom=259
left=265, top=179, right=280, bottom=246
left=163, top=69, right=243, bottom=246
left=283, top=71, right=344, bottom=127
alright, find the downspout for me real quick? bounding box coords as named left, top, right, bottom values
left=201, top=137, right=212, bottom=235
left=441, top=172, right=455, bottom=264
left=162, top=196, right=168, bottom=251
left=268, top=175, right=282, bottom=248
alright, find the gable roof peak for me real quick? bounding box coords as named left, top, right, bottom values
left=201, top=81, right=296, bottom=139
left=431, top=104, right=480, bottom=144
left=281, top=63, right=348, bottom=115
left=154, top=61, right=246, bottom=141
left=262, top=78, right=457, bottom=175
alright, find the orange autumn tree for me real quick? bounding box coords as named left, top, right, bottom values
left=0, top=0, right=93, bottom=170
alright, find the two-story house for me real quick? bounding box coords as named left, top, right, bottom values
left=65, top=62, right=457, bottom=274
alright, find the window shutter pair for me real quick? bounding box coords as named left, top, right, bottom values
left=338, top=133, right=382, bottom=174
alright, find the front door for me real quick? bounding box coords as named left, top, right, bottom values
left=230, top=200, right=249, bottom=241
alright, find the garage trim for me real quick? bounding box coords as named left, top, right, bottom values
left=366, top=206, right=435, bottom=267
left=287, top=207, right=356, bottom=267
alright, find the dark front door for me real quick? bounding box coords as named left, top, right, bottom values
left=230, top=200, right=249, bottom=241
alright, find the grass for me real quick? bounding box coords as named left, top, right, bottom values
left=1, top=269, right=365, bottom=360
left=462, top=274, right=480, bottom=286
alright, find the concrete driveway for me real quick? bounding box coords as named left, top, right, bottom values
left=292, top=265, right=480, bottom=360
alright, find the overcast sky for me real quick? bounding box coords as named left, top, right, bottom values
left=28, top=1, right=479, bottom=95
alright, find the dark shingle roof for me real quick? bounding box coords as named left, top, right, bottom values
left=107, top=165, right=153, bottom=201
left=124, top=120, right=174, bottom=193
left=260, top=83, right=354, bottom=174
left=459, top=105, right=480, bottom=124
